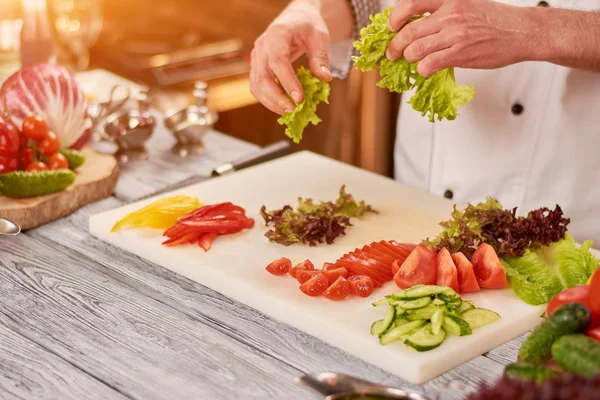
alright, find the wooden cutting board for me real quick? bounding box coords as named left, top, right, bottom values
left=89, top=151, right=545, bottom=384
left=0, top=147, right=119, bottom=230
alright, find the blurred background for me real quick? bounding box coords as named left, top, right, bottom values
left=0, top=0, right=399, bottom=176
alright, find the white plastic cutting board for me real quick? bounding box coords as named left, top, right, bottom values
left=89, top=151, right=546, bottom=384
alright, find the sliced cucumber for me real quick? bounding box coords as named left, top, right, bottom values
left=395, top=317, right=410, bottom=326
left=462, top=308, right=501, bottom=330
left=395, top=306, right=406, bottom=316
left=372, top=299, right=389, bottom=307
left=460, top=300, right=475, bottom=313
left=405, top=323, right=447, bottom=352
left=391, top=285, right=456, bottom=300
left=432, top=298, right=445, bottom=306
left=371, top=307, right=396, bottom=337
left=431, top=308, right=445, bottom=335
left=371, top=319, right=386, bottom=336
left=380, top=320, right=426, bottom=345
left=396, top=296, right=432, bottom=309
left=443, top=314, right=472, bottom=336
left=407, top=304, right=444, bottom=321
left=439, top=292, right=461, bottom=304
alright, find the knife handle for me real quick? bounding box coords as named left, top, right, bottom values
left=212, top=140, right=292, bottom=176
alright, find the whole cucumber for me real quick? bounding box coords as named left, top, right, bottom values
left=519, top=303, right=590, bottom=364
left=552, top=334, right=600, bottom=377
left=504, top=362, right=558, bottom=383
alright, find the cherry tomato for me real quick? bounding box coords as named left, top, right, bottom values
left=393, top=245, right=436, bottom=289
left=451, top=252, right=480, bottom=293
left=22, top=116, right=48, bottom=141
left=586, top=327, right=600, bottom=343
left=322, top=267, right=348, bottom=284
left=48, top=153, right=69, bottom=170
left=296, top=270, right=320, bottom=284
left=324, top=276, right=351, bottom=301
left=19, top=134, right=30, bottom=149
left=436, top=248, right=459, bottom=293
left=18, top=148, right=35, bottom=169
left=289, top=259, right=314, bottom=279
left=590, top=268, right=600, bottom=324
left=26, top=161, right=49, bottom=172
left=38, top=131, right=60, bottom=156
left=546, top=285, right=599, bottom=329
left=265, top=257, right=292, bottom=276
left=299, top=273, right=329, bottom=297
left=0, top=155, right=18, bottom=173
left=0, top=116, right=20, bottom=156
left=322, top=262, right=337, bottom=271
left=471, top=243, right=509, bottom=289
left=347, top=275, right=375, bottom=298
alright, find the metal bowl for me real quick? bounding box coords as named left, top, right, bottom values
left=164, top=104, right=218, bottom=157
left=104, top=109, right=156, bottom=164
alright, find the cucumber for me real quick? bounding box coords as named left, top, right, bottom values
left=372, top=299, right=389, bottom=307
left=370, top=307, right=396, bottom=337
left=442, top=314, right=472, bottom=336
left=395, top=317, right=410, bottom=326
left=432, top=298, right=445, bottom=306
left=395, top=306, right=406, bottom=316
left=431, top=308, right=444, bottom=335
left=390, top=285, right=456, bottom=300
left=0, top=170, right=76, bottom=198
left=59, top=148, right=86, bottom=169
left=552, top=334, right=600, bottom=377
left=504, top=362, right=558, bottom=383
left=461, top=308, right=501, bottom=330
left=396, top=296, right=432, bottom=309
left=460, top=300, right=475, bottom=313
left=406, top=304, right=443, bottom=321
left=439, top=293, right=461, bottom=304
left=405, top=323, right=447, bottom=352
left=519, top=303, right=590, bottom=364
left=379, top=320, right=426, bottom=345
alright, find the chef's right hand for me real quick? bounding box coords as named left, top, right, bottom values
left=250, top=0, right=333, bottom=115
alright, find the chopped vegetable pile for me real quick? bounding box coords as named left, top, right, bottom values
left=260, top=185, right=376, bottom=246
left=277, top=66, right=330, bottom=144
left=352, top=8, right=474, bottom=122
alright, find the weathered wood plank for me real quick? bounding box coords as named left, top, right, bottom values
left=484, top=332, right=529, bottom=366
left=0, top=233, right=309, bottom=400
left=0, top=323, right=129, bottom=400
left=29, top=198, right=507, bottom=399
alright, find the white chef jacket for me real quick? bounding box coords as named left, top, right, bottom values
left=331, top=0, right=600, bottom=245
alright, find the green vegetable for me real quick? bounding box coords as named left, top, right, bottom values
left=277, top=66, right=329, bottom=144
left=404, top=323, right=447, bottom=352
left=59, top=148, right=86, bottom=169
left=0, top=170, right=75, bottom=198
left=442, top=314, right=472, bottom=336
left=352, top=8, right=474, bottom=122
left=461, top=308, right=501, bottom=330
left=503, top=235, right=599, bottom=305
left=504, top=362, right=558, bottom=383
left=519, top=303, right=590, bottom=364
left=552, top=334, right=600, bottom=377
left=379, top=320, right=425, bottom=345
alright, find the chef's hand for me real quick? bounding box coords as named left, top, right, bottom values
left=385, top=0, right=533, bottom=77
left=250, top=0, right=333, bottom=115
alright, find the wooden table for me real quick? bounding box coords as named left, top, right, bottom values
left=0, top=126, right=523, bottom=400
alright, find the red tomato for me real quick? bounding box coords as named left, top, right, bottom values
left=0, top=155, right=18, bottom=173
left=546, top=285, right=599, bottom=328
left=300, top=273, right=329, bottom=297
left=471, top=243, right=509, bottom=289
left=18, top=148, right=35, bottom=169
left=289, top=259, right=314, bottom=279
left=19, top=134, right=29, bottom=149
left=347, top=275, right=375, bottom=298
left=436, top=248, right=459, bottom=292
left=322, top=262, right=337, bottom=271
left=451, top=252, right=481, bottom=293
left=0, top=116, right=20, bottom=157
left=38, top=131, right=60, bottom=156
left=322, top=267, right=348, bottom=284
left=393, top=244, right=437, bottom=289
left=48, top=153, right=69, bottom=170
left=324, top=276, right=351, bottom=300
left=265, top=257, right=292, bottom=275
left=296, top=270, right=320, bottom=284
left=586, top=327, right=600, bottom=343
left=22, top=115, right=48, bottom=141
left=590, top=268, right=600, bottom=324
left=391, top=259, right=401, bottom=275
left=26, top=161, right=48, bottom=171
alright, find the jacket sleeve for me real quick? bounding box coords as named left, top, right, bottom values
left=329, top=0, right=385, bottom=79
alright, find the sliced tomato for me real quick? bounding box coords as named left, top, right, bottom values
left=349, top=251, right=392, bottom=279
left=380, top=241, right=413, bottom=258
left=296, top=270, right=321, bottom=284
left=393, top=244, right=437, bottom=289
left=471, top=243, right=509, bottom=289
left=334, top=260, right=384, bottom=287
left=586, top=327, right=600, bottom=343
left=322, top=267, right=348, bottom=284
left=436, top=248, right=459, bottom=292
left=451, top=252, right=480, bottom=293
left=371, top=242, right=401, bottom=259
left=546, top=285, right=599, bottom=328
left=344, top=254, right=391, bottom=282
left=324, top=276, right=351, bottom=300
left=265, top=257, right=292, bottom=275
left=198, top=233, right=217, bottom=251
left=322, top=262, right=337, bottom=271
left=289, top=259, right=315, bottom=279
left=590, top=268, right=600, bottom=325
left=300, top=273, right=329, bottom=297
left=391, top=259, right=401, bottom=276
left=361, top=245, right=396, bottom=266
left=348, top=275, right=374, bottom=298
left=389, top=241, right=416, bottom=256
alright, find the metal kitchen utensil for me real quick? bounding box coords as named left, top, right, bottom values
left=164, top=81, right=218, bottom=157
left=103, top=89, right=156, bottom=164
left=0, top=218, right=21, bottom=235
left=88, top=84, right=131, bottom=142
left=296, top=372, right=430, bottom=400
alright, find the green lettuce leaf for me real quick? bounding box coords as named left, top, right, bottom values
left=277, top=66, right=330, bottom=144
left=377, top=58, right=413, bottom=93
left=351, top=8, right=396, bottom=71
left=502, top=234, right=599, bottom=305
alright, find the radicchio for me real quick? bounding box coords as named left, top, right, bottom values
left=0, top=63, right=91, bottom=149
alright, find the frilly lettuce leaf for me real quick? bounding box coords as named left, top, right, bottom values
left=277, top=66, right=330, bottom=144
left=502, top=234, right=599, bottom=305
left=352, top=7, right=474, bottom=122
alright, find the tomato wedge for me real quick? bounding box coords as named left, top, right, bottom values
left=334, top=260, right=384, bottom=287
left=289, top=259, right=314, bottom=279
left=393, top=244, right=436, bottom=289
left=451, top=252, right=480, bottom=293
left=296, top=270, right=321, bottom=284
left=265, top=257, right=292, bottom=275
left=300, top=273, right=329, bottom=296
left=435, top=248, right=459, bottom=293
left=347, top=275, right=374, bottom=298
left=391, top=259, right=401, bottom=276
left=322, top=262, right=337, bottom=271
left=322, top=267, right=348, bottom=284
left=471, top=243, right=509, bottom=289
left=324, top=276, right=351, bottom=300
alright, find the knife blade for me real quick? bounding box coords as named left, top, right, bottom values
left=141, top=139, right=292, bottom=200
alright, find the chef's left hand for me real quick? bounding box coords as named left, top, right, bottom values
left=386, top=0, right=535, bottom=76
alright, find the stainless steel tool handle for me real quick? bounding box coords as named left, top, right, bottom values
left=211, top=140, right=292, bottom=176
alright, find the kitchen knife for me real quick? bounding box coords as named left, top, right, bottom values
left=143, top=139, right=292, bottom=198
